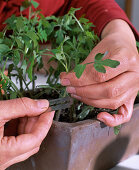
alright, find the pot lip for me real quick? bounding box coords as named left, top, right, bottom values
left=52, top=104, right=139, bottom=129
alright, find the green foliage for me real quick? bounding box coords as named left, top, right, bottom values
left=74, top=52, right=120, bottom=78
left=0, top=3, right=120, bottom=130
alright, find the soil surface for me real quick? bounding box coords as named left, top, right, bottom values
left=22, top=89, right=139, bottom=123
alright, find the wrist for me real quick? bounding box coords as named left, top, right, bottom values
left=101, top=19, right=136, bottom=45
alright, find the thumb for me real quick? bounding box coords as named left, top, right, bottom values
left=0, top=97, right=49, bottom=121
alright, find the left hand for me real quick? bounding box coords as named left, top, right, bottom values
left=60, top=19, right=139, bottom=127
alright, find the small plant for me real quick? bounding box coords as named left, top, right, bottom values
left=0, top=0, right=120, bottom=134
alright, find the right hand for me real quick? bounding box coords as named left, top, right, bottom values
left=0, top=97, right=54, bottom=170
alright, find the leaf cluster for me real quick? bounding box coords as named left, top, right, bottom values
left=0, top=2, right=120, bottom=129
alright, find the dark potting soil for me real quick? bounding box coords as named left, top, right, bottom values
left=22, top=89, right=139, bottom=123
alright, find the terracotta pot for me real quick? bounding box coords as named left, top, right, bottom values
left=8, top=104, right=139, bottom=170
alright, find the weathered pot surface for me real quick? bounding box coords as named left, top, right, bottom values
left=8, top=104, right=139, bottom=170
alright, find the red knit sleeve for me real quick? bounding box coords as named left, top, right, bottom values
left=58, top=0, right=139, bottom=40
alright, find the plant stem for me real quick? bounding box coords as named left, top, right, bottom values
left=55, top=88, right=67, bottom=121
left=71, top=14, right=84, bottom=32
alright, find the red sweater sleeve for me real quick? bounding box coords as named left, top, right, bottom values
left=58, top=0, right=139, bottom=40
left=0, top=0, right=139, bottom=40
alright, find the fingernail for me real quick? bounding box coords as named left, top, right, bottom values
left=66, top=87, right=76, bottom=94
left=61, top=79, right=70, bottom=86
left=37, top=100, right=49, bottom=110
left=71, top=94, right=81, bottom=100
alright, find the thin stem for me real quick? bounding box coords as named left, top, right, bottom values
left=71, top=14, right=84, bottom=32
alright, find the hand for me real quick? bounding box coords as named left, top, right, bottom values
left=0, top=97, right=54, bottom=169
left=60, top=19, right=139, bottom=127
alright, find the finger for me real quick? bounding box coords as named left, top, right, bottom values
left=18, top=117, right=28, bottom=135
left=1, top=111, right=54, bottom=156
left=71, top=88, right=137, bottom=110
left=24, top=117, right=39, bottom=134
left=66, top=72, right=139, bottom=99
left=60, top=50, right=130, bottom=87
left=97, top=93, right=137, bottom=127
left=1, top=147, right=39, bottom=170
left=0, top=126, right=4, bottom=139
left=0, top=98, right=49, bottom=121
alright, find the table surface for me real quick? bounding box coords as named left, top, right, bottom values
left=111, top=155, right=139, bottom=170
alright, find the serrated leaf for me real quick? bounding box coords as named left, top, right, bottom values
left=74, top=64, right=86, bottom=79
left=94, top=63, right=106, bottom=73
left=31, top=0, right=39, bottom=8
left=102, top=59, right=120, bottom=68
left=95, top=53, right=104, bottom=61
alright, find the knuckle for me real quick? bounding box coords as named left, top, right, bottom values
left=94, top=72, right=107, bottom=83
left=106, top=86, right=119, bottom=98
left=78, top=88, right=87, bottom=98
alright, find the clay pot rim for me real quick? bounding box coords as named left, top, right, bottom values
left=52, top=104, right=139, bottom=130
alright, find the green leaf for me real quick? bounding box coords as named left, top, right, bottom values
left=5, top=15, right=16, bottom=25
left=27, top=56, right=34, bottom=81
left=16, top=17, right=24, bottom=32
left=114, top=125, right=121, bottom=135
left=55, top=53, right=63, bottom=61
left=13, top=51, right=20, bottom=66
left=15, top=38, right=23, bottom=48
left=38, top=30, right=47, bottom=42
left=95, top=53, right=104, bottom=61
left=94, top=63, right=106, bottom=73
left=31, top=0, right=39, bottom=8
left=102, top=59, right=120, bottom=68
left=0, top=44, right=9, bottom=54
left=68, top=7, right=81, bottom=15
left=55, top=30, right=64, bottom=44
left=86, top=31, right=94, bottom=39
left=77, top=108, right=90, bottom=120
left=74, top=64, right=86, bottom=79
left=26, top=31, right=39, bottom=47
